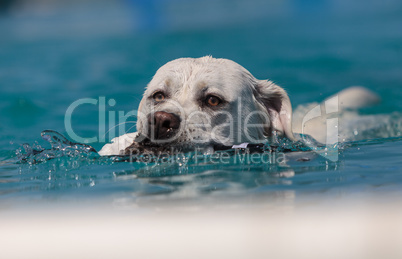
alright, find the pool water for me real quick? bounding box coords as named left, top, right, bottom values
left=1, top=0, right=402, bottom=210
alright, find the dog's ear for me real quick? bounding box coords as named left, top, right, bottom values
left=254, top=80, right=295, bottom=141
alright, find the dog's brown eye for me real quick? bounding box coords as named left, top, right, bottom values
left=206, top=95, right=221, bottom=106
left=153, top=92, right=165, bottom=102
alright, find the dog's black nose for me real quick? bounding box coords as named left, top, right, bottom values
left=148, top=112, right=181, bottom=140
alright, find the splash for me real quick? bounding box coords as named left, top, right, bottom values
left=16, top=130, right=99, bottom=164
left=15, top=129, right=337, bottom=167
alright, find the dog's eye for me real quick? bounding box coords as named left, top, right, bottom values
left=153, top=92, right=165, bottom=102
left=206, top=95, right=221, bottom=107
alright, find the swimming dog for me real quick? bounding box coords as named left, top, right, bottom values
left=98, top=56, right=380, bottom=156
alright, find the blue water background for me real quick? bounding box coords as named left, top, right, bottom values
left=0, top=0, right=401, bottom=206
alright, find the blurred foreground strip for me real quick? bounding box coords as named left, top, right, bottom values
left=1, top=202, right=401, bottom=259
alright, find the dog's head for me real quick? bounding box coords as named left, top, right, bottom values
left=135, top=56, right=294, bottom=150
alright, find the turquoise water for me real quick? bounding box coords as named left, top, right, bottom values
left=1, top=0, right=402, bottom=208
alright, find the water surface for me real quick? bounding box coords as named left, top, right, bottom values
left=0, top=0, right=401, bottom=209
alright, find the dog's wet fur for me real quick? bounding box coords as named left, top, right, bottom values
left=98, top=56, right=382, bottom=156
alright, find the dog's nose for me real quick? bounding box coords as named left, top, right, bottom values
left=148, top=112, right=181, bottom=140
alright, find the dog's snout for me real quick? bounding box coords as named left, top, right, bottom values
left=148, top=111, right=181, bottom=140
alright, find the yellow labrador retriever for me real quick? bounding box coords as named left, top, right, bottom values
left=98, top=56, right=379, bottom=156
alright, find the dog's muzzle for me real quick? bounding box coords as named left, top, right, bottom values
left=147, top=111, right=181, bottom=141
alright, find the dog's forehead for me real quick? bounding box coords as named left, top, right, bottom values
left=147, top=57, right=254, bottom=95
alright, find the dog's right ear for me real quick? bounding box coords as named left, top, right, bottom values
left=253, top=80, right=295, bottom=141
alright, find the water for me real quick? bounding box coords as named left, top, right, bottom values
left=1, top=0, right=402, bottom=210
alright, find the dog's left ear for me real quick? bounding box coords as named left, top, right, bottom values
left=254, top=80, right=295, bottom=141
